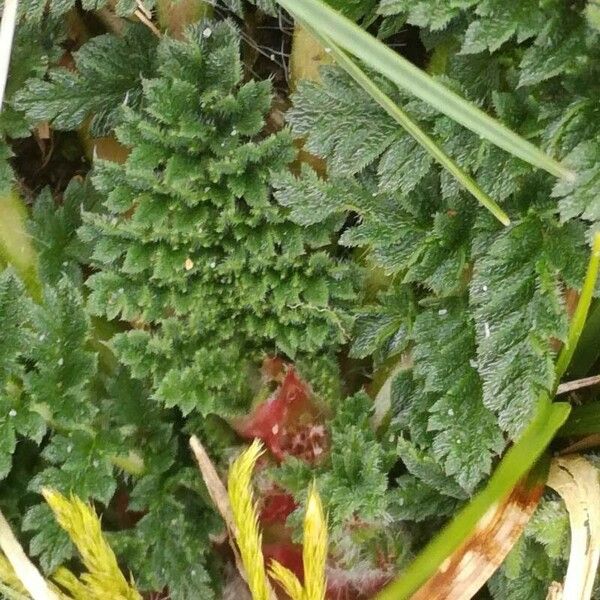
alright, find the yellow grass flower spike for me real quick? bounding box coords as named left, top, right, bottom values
left=269, top=560, right=303, bottom=600
left=52, top=567, right=88, bottom=600
left=42, top=489, right=142, bottom=600
left=302, top=483, right=328, bottom=600
left=269, top=483, right=328, bottom=600
left=226, top=442, right=328, bottom=600
left=227, top=439, right=272, bottom=600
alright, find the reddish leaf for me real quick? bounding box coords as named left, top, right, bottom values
left=233, top=360, right=328, bottom=462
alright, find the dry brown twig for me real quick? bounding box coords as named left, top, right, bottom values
left=556, top=374, right=600, bottom=395
left=135, top=0, right=161, bottom=37
left=136, top=0, right=153, bottom=20
left=189, top=435, right=236, bottom=530
left=559, top=434, right=600, bottom=456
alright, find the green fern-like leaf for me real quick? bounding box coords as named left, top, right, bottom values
left=470, top=215, right=587, bottom=436
left=15, top=25, right=157, bottom=136
left=82, top=21, right=353, bottom=416
left=0, top=273, right=100, bottom=486
left=378, top=0, right=479, bottom=31
left=12, top=0, right=155, bottom=21
left=552, top=141, right=600, bottom=227
left=388, top=302, right=503, bottom=494
left=460, top=0, right=545, bottom=54
left=31, top=179, right=102, bottom=286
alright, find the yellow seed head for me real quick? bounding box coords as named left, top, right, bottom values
left=227, top=440, right=271, bottom=600
left=269, top=560, right=303, bottom=600
left=303, top=484, right=328, bottom=600
left=42, top=489, right=142, bottom=600
left=53, top=566, right=88, bottom=600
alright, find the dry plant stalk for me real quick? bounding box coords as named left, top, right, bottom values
left=134, top=1, right=161, bottom=37
left=556, top=375, right=600, bottom=395
left=559, top=434, right=600, bottom=456
left=189, top=436, right=277, bottom=600
left=190, top=436, right=236, bottom=530
left=411, top=479, right=545, bottom=600
left=547, top=456, right=600, bottom=600
left=0, top=0, right=18, bottom=108
left=0, top=508, right=60, bottom=600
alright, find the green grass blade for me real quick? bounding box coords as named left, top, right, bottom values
left=275, top=0, right=575, bottom=182
left=555, top=232, right=600, bottom=383
left=565, top=300, right=600, bottom=379
left=374, top=234, right=599, bottom=597
left=558, top=401, right=600, bottom=437
left=305, top=29, right=510, bottom=226
left=0, top=192, right=41, bottom=301
left=375, top=397, right=571, bottom=600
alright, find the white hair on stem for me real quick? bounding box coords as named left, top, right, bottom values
left=0, top=0, right=19, bottom=109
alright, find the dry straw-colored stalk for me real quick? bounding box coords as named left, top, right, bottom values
left=0, top=0, right=18, bottom=108
left=0, top=506, right=59, bottom=600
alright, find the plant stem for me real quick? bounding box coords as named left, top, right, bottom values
left=0, top=193, right=41, bottom=301
left=0, top=509, right=59, bottom=600
left=375, top=397, right=570, bottom=600
left=555, top=232, right=600, bottom=383
left=0, top=0, right=18, bottom=109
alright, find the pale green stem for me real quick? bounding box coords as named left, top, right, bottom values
left=555, top=232, right=600, bottom=383
left=375, top=397, right=570, bottom=600
left=0, top=193, right=42, bottom=301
